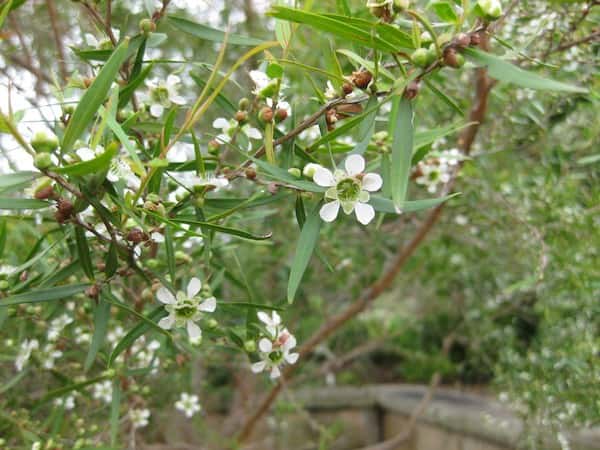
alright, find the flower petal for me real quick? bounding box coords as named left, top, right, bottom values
left=186, top=277, right=202, bottom=298
left=319, top=201, right=340, bottom=222
left=166, top=74, right=181, bottom=86
left=251, top=361, right=266, bottom=373
left=270, top=365, right=281, bottom=379
left=212, top=118, right=230, bottom=131
left=361, top=173, right=383, bottom=192
left=157, top=287, right=175, bottom=304
left=257, top=311, right=271, bottom=325
left=285, top=352, right=299, bottom=364
left=150, top=103, right=164, bottom=118
left=345, top=154, right=365, bottom=176
left=186, top=321, right=202, bottom=340
left=354, top=202, right=375, bottom=225
left=170, top=95, right=186, bottom=105
left=313, top=166, right=336, bottom=187
left=245, top=127, right=262, bottom=140
left=199, top=296, right=216, bottom=313
left=158, top=315, right=175, bottom=330
left=259, top=338, right=272, bottom=353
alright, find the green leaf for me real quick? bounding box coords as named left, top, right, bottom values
left=242, top=153, right=324, bottom=193
left=110, top=380, right=121, bottom=447
left=168, top=16, right=264, bottom=46
left=105, top=242, right=118, bottom=277
left=429, top=1, right=458, bottom=23
left=164, top=226, right=176, bottom=283
left=118, top=61, right=153, bottom=109
left=287, top=201, right=322, bottom=303
left=102, top=290, right=171, bottom=338
left=268, top=7, right=399, bottom=53
left=337, top=49, right=395, bottom=81
left=463, top=48, right=587, bottom=93
left=0, top=197, right=48, bottom=210
left=84, top=296, right=110, bottom=371
left=0, top=284, right=88, bottom=306
left=0, top=171, right=39, bottom=191
left=352, top=95, right=379, bottom=155
left=108, top=306, right=166, bottom=367
left=74, top=226, right=95, bottom=280
left=390, top=96, right=414, bottom=207
left=62, top=39, right=130, bottom=153
left=170, top=218, right=272, bottom=241
left=370, top=193, right=460, bottom=214
left=0, top=0, right=14, bottom=30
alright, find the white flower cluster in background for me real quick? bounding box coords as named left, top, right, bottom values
left=414, top=149, right=464, bottom=193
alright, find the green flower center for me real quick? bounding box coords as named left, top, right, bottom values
left=151, top=86, right=169, bottom=104
left=336, top=178, right=361, bottom=202
left=268, top=350, right=283, bottom=363
left=175, top=301, right=197, bottom=319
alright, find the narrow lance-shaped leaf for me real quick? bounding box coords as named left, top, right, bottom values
left=84, top=295, right=110, bottom=371
left=168, top=16, right=264, bottom=46
left=0, top=284, right=89, bottom=306
left=75, top=226, right=95, bottom=280
left=391, top=96, right=414, bottom=208
left=0, top=198, right=48, bottom=210
left=287, top=201, right=322, bottom=303
left=463, top=48, right=587, bottom=93
left=62, top=39, right=130, bottom=153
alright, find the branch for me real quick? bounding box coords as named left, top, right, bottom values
left=46, top=0, right=68, bottom=81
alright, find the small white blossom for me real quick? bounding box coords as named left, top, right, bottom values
left=47, top=313, right=73, bottom=341
left=54, top=395, right=76, bottom=410
left=415, top=160, right=452, bottom=193
left=130, top=408, right=151, bottom=429
left=15, top=339, right=38, bottom=371
left=175, top=392, right=202, bottom=418
left=107, top=326, right=125, bottom=344
left=212, top=117, right=261, bottom=150
left=146, top=74, right=186, bottom=118
left=31, top=442, right=42, bottom=450
left=40, top=344, right=63, bottom=369
left=257, top=311, right=281, bottom=337
left=93, top=380, right=113, bottom=404
left=84, top=28, right=120, bottom=49
left=324, top=80, right=338, bottom=99
left=251, top=328, right=299, bottom=379
left=156, top=278, right=217, bottom=340
left=312, top=154, right=383, bottom=225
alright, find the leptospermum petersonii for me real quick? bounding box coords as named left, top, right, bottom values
left=156, top=278, right=216, bottom=341
left=251, top=311, right=299, bottom=379
left=312, top=154, right=383, bottom=225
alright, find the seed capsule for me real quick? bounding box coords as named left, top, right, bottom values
left=351, top=70, right=373, bottom=89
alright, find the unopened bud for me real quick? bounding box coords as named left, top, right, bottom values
left=275, top=108, right=288, bottom=123
left=259, top=106, right=274, bottom=123
left=34, top=152, right=53, bottom=170
left=139, top=18, right=156, bottom=34
left=34, top=185, right=56, bottom=200
left=31, top=131, right=58, bottom=153
left=57, top=198, right=74, bottom=216
left=0, top=280, right=9, bottom=290
left=443, top=48, right=464, bottom=68
left=403, top=81, right=420, bottom=100
left=244, top=340, right=257, bottom=353
left=342, top=82, right=354, bottom=96
left=245, top=167, right=257, bottom=180
left=351, top=70, right=373, bottom=89
left=175, top=250, right=191, bottom=263
left=411, top=48, right=429, bottom=68
left=234, top=110, right=248, bottom=123
left=268, top=183, right=278, bottom=195
left=287, top=167, right=301, bottom=178
left=470, top=32, right=481, bottom=46
left=302, top=163, right=321, bottom=178
left=393, top=0, right=410, bottom=10
left=126, top=228, right=147, bottom=243
left=478, top=0, right=502, bottom=20
left=208, top=139, right=220, bottom=154
left=238, top=97, right=250, bottom=111
left=86, top=284, right=100, bottom=299
left=206, top=318, right=218, bottom=329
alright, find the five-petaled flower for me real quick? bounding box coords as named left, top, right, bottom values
left=175, top=392, right=202, bottom=418
left=313, top=154, right=383, bottom=225
left=212, top=117, right=261, bottom=150
left=146, top=74, right=186, bottom=118
left=156, top=278, right=216, bottom=341
left=251, top=311, right=299, bottom=379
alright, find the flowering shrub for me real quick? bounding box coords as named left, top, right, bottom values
left=0, top=0, right=597, bottom=449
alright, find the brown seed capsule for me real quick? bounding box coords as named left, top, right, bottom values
left=325, top=109, right=338, bottom=131
left=234, top=110, right=248, bottom=123
left=455, top=33, right=470, bottom=48
left=86, top=284, right=100, bottom=299
left=19, top=271, right=28, bottom=283
left=34, top=185, right=56, bottom=200
left=57, top=198, right=74, bottom=216
left=443, top=47, right=459, bottom=68
left=126, top=228, right=148, bottom=243
left=268, top=183, right=278, bottom=195
left=275, top=108, right=288, bottom=122
left=83, top=77, right=93, bottom=88
left=351, top=70, right=373, bottom=89
left=245, top=167, right=257, bottom=180
left=403, top=81, right=420, bottom=100
left=176, top=354, right=187, bottom=367
left=259, top=106, right=274, bottom=123
left=54, top=210, right=67, bottom=224
left=96, top=262, right=106, bottom=272
left=342, top=82, right=354, bottom=96
left=470, top=32, right=481, bottom=46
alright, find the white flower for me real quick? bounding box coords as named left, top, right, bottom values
left=212, top=117, right=261, bottom=150
left=312, top=154, right=383, bottom=225
left=175, top=392, right=202, bottom=418
left=40, top=344, right=63, bottom=369
left=249, top=69, right=282, bottom=97
left=93, top=380, right=113, bottom=404
left=107, top=326, right=125, bottom=344
left=146, top=74, right=186, bottom=117
left=366, top=0, right=393, bottom=7
left=438, top=148, right=463, bottom=166
left=47, top=313, right=73, bottom=341
left=478, top=0, right=502, bottom=19
left=150, top=231, right=165, bottom=243
left=54, top=395, right=76, bottom=410
left=324, top=81, right=337, bottom=99
left=84, top=28, right=120, bottom=49
left=302, top=163, right=321, bottom=178
left=251, top=328, right=299, bottom=379
left=32, top=443, right=42, bottom=450
left=74, top=326, right=92, bottom=344
left=415, top=160, right=452, bottom=193
left=179, top=172, right=230, bottom=190
left=76, top=146, right=139, bottom=189
left=15, top=339, right=38, bottom=371
left=130, top=408, right=151, bottom=429
left=156, top=278, right=216, bottom=340
left=257, top=311, right=281, bottom=337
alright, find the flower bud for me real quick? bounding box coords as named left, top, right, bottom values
left=342, top=82, right=354, bottom=96
left=126, top=228, right=147, bottom=243
left=245, top=167, right=257, bottom=180
left=208, top=139, right=220, bottom=154
left=351, top=70, right=373, bottom=89
left=403, top=80, right=420, bottom=100
left=139, top=18, right=156, bottom=34
left=206, top=318, right=218, bottom=329
left=34, top=185, right=56, bottom=200
left=234, top=110, right=248, bottom=123
left=238, top=97, right=250, bottom=111
left=393, top=0, right=409, bottom=10
left=275, top=108, right=288, bottom=123
left=0, top=280, right=9, bottom=290
left=259, top=106, right=274, bottom=123
left=302, top=163, right=321, bottom=178
left=426, top=44, right=438, bottom=65
left=175, top=250, right=191, bottom=263
left=31, top=131, right=58, bottom=153
left=470, top=32, right=481, bottom=46
left=34, top=152, right=53, bottom=170
left=146, top=258, right=159, bottom=269
left=443, top=48, right=464, bottom=68
left=86, top=284, right=100, bottom=299
left=411, top=48, right=429, bottom=68
left=57, top=198, right=74, bottom=216
left=287, top=167, right=301, bottom=178
left=477, top=0, right=502, bottom=20
left=244, top=340, right=257, bottom=353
